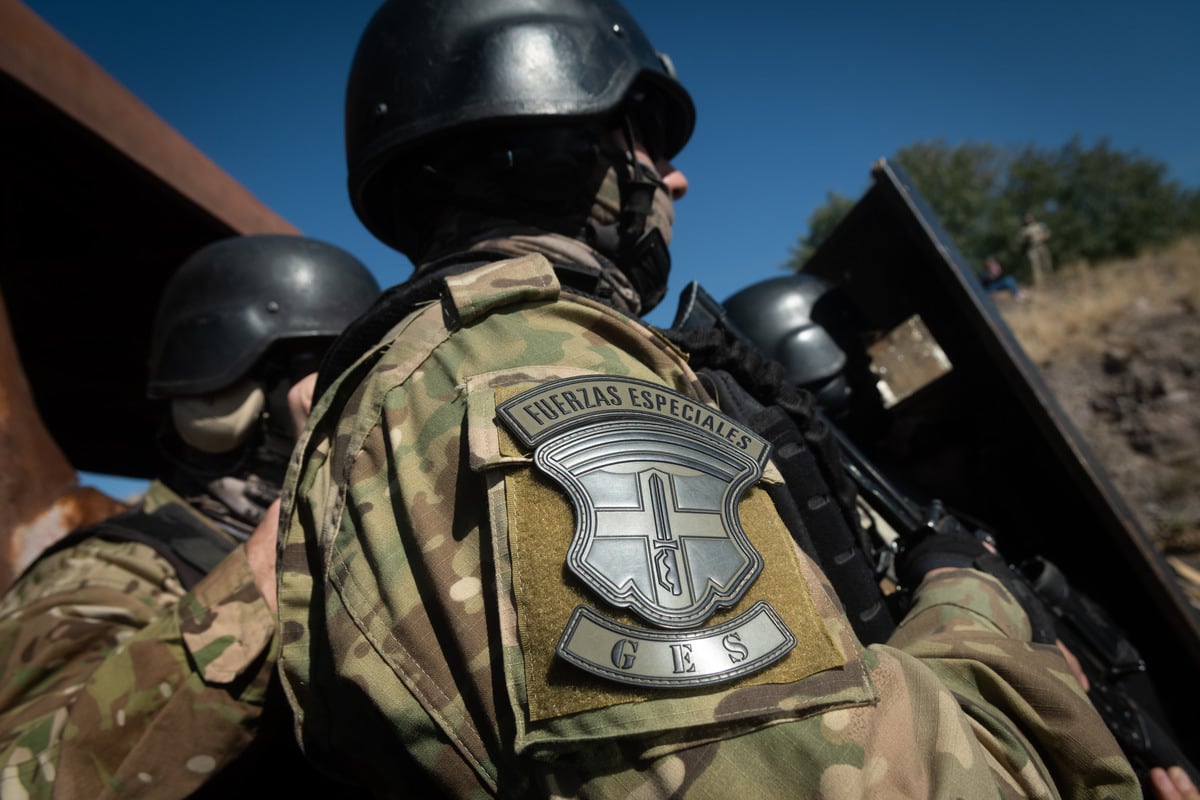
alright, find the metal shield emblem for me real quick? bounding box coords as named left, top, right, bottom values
left=537, top=418, right=764, bottom=629
left=498, top=376, right=796, bottom=687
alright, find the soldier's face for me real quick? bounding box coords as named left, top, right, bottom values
left=614, top=128, right=689, bottom=201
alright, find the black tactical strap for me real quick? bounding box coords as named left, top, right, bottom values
left=660, top=324, right=896, bottom=643
left=28, top=504, right=237, bottom=591
left=696, top=367, right=896, bottom=645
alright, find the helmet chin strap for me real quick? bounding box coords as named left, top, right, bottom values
left=587, top=116, right=672, bottom=314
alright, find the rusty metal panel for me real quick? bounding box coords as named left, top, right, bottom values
left=0, top=1, right=298, bottom=238
left=0, top=287, right=127, bottom=592
left=0, top=2, right=301, bottom=589
left=0, top=1, right=299, bottom=478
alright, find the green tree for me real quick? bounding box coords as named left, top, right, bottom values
left=1049, top=137, right=1191, bottom=263
left=892, top=140, right=1011, bottom=267
left=790, top=136, right=1200, bottom=280
left=1184, top=188, right=1200, bottom=232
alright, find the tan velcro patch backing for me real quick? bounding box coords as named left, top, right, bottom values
left=507, top=468, right=846, bottom=721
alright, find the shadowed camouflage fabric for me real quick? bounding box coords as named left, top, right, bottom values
left=0, top=481, right=276, bottom=799
left=278, top=254, right=1138, bottom=798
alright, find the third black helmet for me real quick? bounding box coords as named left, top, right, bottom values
left=723, top=274, right=862, bottom=413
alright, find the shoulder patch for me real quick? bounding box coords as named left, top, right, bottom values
left=498, top=376, right=831, bottom=690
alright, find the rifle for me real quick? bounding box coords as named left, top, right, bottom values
left=669, top=279, right=1199, bottom=788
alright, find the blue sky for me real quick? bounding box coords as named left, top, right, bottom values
left=27, top=0, right=1198, bottom=497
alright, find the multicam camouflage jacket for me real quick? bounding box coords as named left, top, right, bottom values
left=277, top=253, right=1138, bottom=799
left=0, top=480, right=277, bottom=799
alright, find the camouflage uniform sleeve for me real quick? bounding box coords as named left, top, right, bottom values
left=278, top=259, right=1139, bottom=798
left=0, top=538, right=277, bottom=799
left=884, top=567, right=1138, bottom=798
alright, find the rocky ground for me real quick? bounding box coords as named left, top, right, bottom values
left=998, top=238, right=1200, bottom=606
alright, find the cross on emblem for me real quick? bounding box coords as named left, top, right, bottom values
left=587, top=467, right=749, bottom=614
left=537, top=420, right=764, bottom=629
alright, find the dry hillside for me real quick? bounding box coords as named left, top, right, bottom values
left=996, top=236, right=1200, bottom=606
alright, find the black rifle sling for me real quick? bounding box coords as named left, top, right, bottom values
left=662, top=326, right=897, bottom=644
left=699, top=368, right=895, bottom=644
left=28, top=504, right=237, bottom=591
left=699, top=368, right=820, bottom=563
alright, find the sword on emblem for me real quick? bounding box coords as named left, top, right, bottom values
left=649, top=473, right=684, bottom=597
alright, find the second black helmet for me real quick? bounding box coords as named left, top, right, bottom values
left=147, top=235, right=382, bottom=399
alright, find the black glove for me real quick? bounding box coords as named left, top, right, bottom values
left=897, top=530, right=1057, bottom=644
left=895, top=527, right=990, bottom=589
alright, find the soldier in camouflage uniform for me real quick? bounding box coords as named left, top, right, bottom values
left=0, top=235, right=379, bottom=798
left=276, top=1, right=1141, bottom=797
left=1019, top=212, right=1053, bottom=288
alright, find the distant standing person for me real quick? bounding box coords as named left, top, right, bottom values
left=1019, top=211, right=1053, bottom=287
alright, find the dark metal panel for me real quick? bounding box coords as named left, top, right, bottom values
left=803, top=158, right=1200, bottom=751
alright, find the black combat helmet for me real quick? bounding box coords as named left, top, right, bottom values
left=344, top=0, right=695, bottom=256
left=147, top=235, right=382, bottom=399
left=723, top=274, right=863, bottom=414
